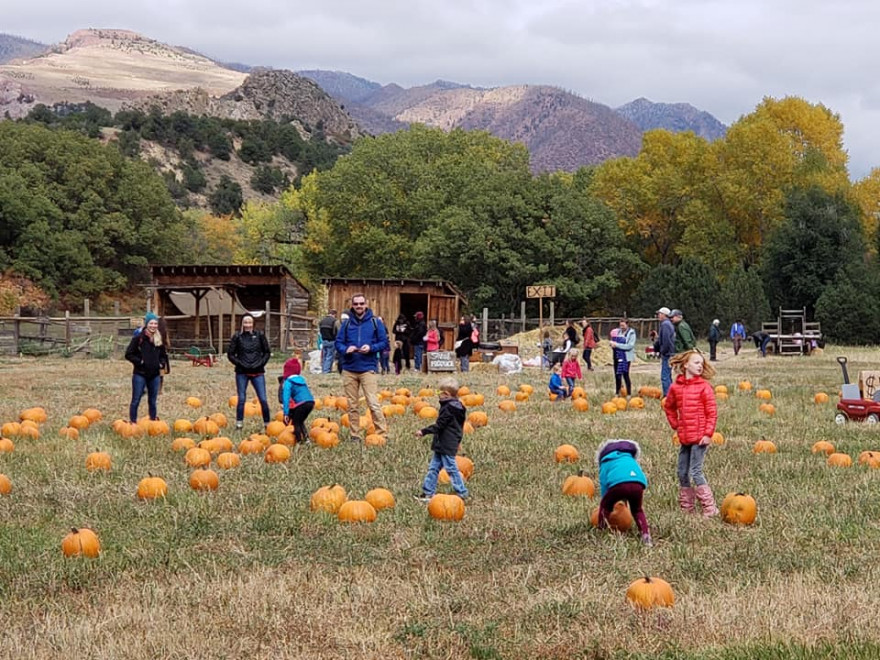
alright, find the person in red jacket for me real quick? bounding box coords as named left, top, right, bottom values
left=664, top=349, right=718, bottom=517
left=560, top=349, right=582, bottom=392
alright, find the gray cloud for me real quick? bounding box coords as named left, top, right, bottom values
left=4, top=0, right=878, bottom=176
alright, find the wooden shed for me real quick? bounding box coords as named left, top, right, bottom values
left=150, top=265, right=311, bottom=352
left=322, top=278, right=467, bottom=348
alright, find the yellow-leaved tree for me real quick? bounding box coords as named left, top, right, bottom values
left=852, top=168, right=880, bottom=251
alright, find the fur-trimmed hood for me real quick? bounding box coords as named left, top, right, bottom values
left=595, top=438, right=642, bottom=465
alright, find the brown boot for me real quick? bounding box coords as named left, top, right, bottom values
left=695, top=484, right=718, bottom=517
left=679, top=487, right=696, bottom=513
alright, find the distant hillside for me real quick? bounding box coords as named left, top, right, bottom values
left=616, top=97, right=727, bottom=141
left=0, top=33, right=47, bottom=63
left=298, top=70, right=381, bottom=103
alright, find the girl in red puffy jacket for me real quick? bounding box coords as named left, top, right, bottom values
left=664, top=350, right=718, bottom=517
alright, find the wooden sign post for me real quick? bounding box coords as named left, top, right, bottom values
left=527, top=285, right=556, bottom=368
left=426, top=350, right=456, bottom=373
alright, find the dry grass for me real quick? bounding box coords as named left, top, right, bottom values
left=1, top=343, right=880, bottom=659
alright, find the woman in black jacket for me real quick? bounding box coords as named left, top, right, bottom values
left=455, top=316, right=474, bottom=372
left=393, top=314, right=411, bottom=371
left=227, top=313, right=272, bottom=429
left=125, top=312, right=169, bottom=423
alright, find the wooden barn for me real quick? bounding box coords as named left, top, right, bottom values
left=322, top=278, right=467, bottom=348
left=150, top=265, right=311, bottom=352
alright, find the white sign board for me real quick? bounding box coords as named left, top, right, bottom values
left=427, top=351, right=456, bottom=372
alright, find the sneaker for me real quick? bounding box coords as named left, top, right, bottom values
left=414, top=494, right=432, bottom=503
left=235, top=421, right=243, bottom=430
left=641, top=533, right=654, bottom=547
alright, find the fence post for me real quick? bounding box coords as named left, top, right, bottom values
left=12, top=306, right=21, bottom=355
left=549, top=302, right=555, bottom=329
left=65, top=311, right=71, bottom=350
left=521, top=301, right=526, bottom=334
left=481, top=308, right=488, bottom=343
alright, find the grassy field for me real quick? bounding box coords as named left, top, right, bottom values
left=1, top=344, right=880, bottom=659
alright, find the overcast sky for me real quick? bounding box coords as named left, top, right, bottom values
left=5, top=0, right=879, bottom=177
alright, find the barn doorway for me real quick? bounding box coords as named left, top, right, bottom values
left=399, top=294, right=429, bottom=326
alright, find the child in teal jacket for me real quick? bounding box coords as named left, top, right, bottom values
left=595, top=438, right=651, bottom=546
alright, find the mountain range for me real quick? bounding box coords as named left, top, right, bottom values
left=1, top=29, right=727, bottom=174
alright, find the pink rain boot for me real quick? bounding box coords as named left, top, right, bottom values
left=695, top=484, right=718, bottom=518
left=679, top=487, right=696, bottom=513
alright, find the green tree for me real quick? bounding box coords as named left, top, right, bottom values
left=209, top=175, right=243, bottom=216
left=718, top=265, right=772, bottom=332
left=815, top=262, right=880, bottom=344
left=762, top=186, right=865, bottom=314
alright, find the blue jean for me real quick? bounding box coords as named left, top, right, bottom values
left=423, top=452, right=469, bottom=498
left=130, top=373, right=160, bottom=422
left=235, top=373, right=271, bottom=424
left=413, top=344, right=424, bottom=371
left=661, top=357, right=672, bottom=396
left=321, top=344, right=336, bottom=374
left=459, top=355, right=470, bottom=372
left=565, top=377, right=575, bottom=391
left=677, top=443, right=710, bottom=487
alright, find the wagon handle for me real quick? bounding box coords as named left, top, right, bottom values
left=837, top=356, right=850, bottom=384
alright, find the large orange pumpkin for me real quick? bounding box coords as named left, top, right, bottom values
left=310, top=484, right=348, bottom=513
left=427, top=494, right=466, bottom=521
left=554, top=444, right=579, bottom=463
left=720, top=492, right=757, bottom=525
left=85, top=451, right=112, bottom=472
left=0, top=473, right=11, bottom=495
left=137, top=475, right=168, bottom=500
left=264, top=443, right=291, bottom=463
left=827, top=452, right=852, bottom=467
left=189, top=468, right=220, bottom=491
left=61, top=527, right=101, bottom=558
left=625, top=577, right=675, bottom=610
left=439, top=455, right=475, bottom=483
left=365, top=488, right=396, bottom=511
left=337, top=500, right=378, bottom=523
left=562, top=471, right=595, bottom=497
left=811, top=441, right=835, bottom=455
left=216, top=452, right=241, bottom=469
left=590, top=501, right=633, bottom=532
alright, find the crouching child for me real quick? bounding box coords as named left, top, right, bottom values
left=595, top=438, right=652, bottom=546
left=415, top=377, right=469, bottom=502
left=281, top=374, right=315, bottom=445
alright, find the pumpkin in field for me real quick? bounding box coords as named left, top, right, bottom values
left=467, top=411, right=489, bottom=428
left=365, top=488, right=396, bottom=511
left=61, top=528, right=101, bottom=558
left=562, top=470, right=595, bottom=497
left=1, top=422, right=21, bottom=437
left=189, top=468, right=219, bottom=491
left=627, top=397, right=645, bottom=410
left=391, top=395, right=410, bottom=407
left=496, top=385, right=511, bottom=396
left=335, top=397, right=349, bottom=411
left=858, top=450, right=880, bottom=467
left=548, top=392, right=558, bottom=402
left=711, top=432, right=725, bottom=445
left=811, top=441, right=835, bottom=455
left=427, top=494, right=466, bottom=521
left=827, top=452, right=852, bottom=467
left=0, top=437, right=14, bottom=453
left=209, top=413, right=228, bottom=428
left=514, top=391, right=530, bottom=402
left=612, top=397, right=627, bottom=411
left=714, top=385, right=728, bottom=395
left=185, top=397, right=202, bottom=409
left=625, top=577, right=675, bottom=610
left=418, top=388, right=434, bottom=398
left=193, top=417, right=220, bottom=437
left=185, top=446, right=212, bottom=468
left=202, top=436, right=233, bottom=453
left=228, top=396, right=238, bottom=408
left=243, top=402, right=261, bottom=418
left=265, top=420, right=287, bottom=437
left=171, top=437, right=195, bottom=452
left=572, top=398, right=589, bottom=412
left=590, top=501, right=633, bottom=532
left=814, top=392, right=829, bottom=404
left=68, top=415, right=90, bottom=430
left=637, top=386, right=662, bottom=399
left=0, top=474, right=11, bottom=495
left=238, top=436, right=265, bottom=455
left=758, top=403, right=776, bottom=415
left=519, top=384, right=534, bottom=395
left=264, top=443, right=291, bottom=463
left=58, top=426, right=79, bottom=440
left=571, top=386, right=587, bottom=400
left=337, top=500, right=377, bottom=523
left=554, top=444, right=579, bottom=463
left=18, top=421, right=39, bottom=439
left=365, top=433, right=387, bottom=447
left=85, top=451, right=111, bottom=471
left=601, top=402, right=617, bottom=415
left=672, top=433, right=680, bottom=445
left=469, top=393, right=485, bottom=406
left=720, top=492, right=757, bottom=525
left=756, top=389, right=772, bottom=400
left=716, top=391, right=729, bottom=401
left=311, top=484, right=347, bottom=513
left=738, top=381, right=752, bottom=391
left=20, top=407, right=48, bottom=424
left=314, top=431, right=340, bottom=449
left=457, top=386, right=470, bottom=397
left=753, top=439, right=777, bottom=454
left=498, top=400, right=517, bottom=412
left=147, top=419, right=170, bottom=437
left=463, top=421, right=475, bottom=435
left=82, top=408, right=102, bottom=424
left=439, top=455, right=475, bottom=483
left=418, top=406, right=439, bottom=419
left=216, top=452, right=241, bottom=469
left=173, top=419, right=193, bottom=433
left=137, top=475, right=168, bottom=500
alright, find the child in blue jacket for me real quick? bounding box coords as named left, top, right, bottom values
left=595, top=438, right=652, bottom=546
left=281, top=375, right=315, bottom=445
left=548, top=363, right=570, bottom=399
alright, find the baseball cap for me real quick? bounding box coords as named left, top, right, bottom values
left=657, top=306, right=671, bottom=316
left=670, top=309, right=683, bottom=318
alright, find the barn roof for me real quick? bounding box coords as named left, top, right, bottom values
left=321, top=277, right=466, bottom=300
left=151, top=264, right=296, bottom=278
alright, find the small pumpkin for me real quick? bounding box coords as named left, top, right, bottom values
left=209, top=412, right=228, bottom=428
left=0, top=473, right=12, bottom=495
left=625, top=577, right=675, bottom=610
left=0, top=437, right=14, bottom=453
left=1, top=422, right=21, bottom=437
left=554, top=444, right=579, bottom=463
left=264, top=443, right=291, bottom=463
left=753, top=439, right=777, bottom=454
left=562, top=470, right=595, bottom=497
left=439, top=455, right=475, bottom=483
left=337, top=500, right=378, bottom=523
left=137, top=475, right=168, bottom=500
left=68, top=415, right=90, bottom=430
left=365, top=488, right=396, bottom=510
left=738, top=381, right=752, bottom=391
left=184, top=446, right=212, bottom=468
left=572, top=397, right=589, bottom=412
left=427, top=493, right=466, bottom=521
left=756, top=389, right=772, bottom=400
left=519, top=384, right=534, bottom=395
left=711, top=431, right=725, bottom=445
left=514, top=391, right=530, bottom=402
left=498, top=400, right=517, bottom=412
left=85, top=451, right=111, bottom=471
left=185, top=396, right=202, bottom=409
left=590, top=501, right=633, bottom=532
left=82, top=408, right=103, bottom=424
left=310, top=484, right=347, bottom=513
left=365, top=433, right=387, bottom=447
left=418, top=406, right=439, bottom=419
left=314, top=431, right=340, bottom=449
left=173, top=419, right=194, bottom=433
left=720, top=492, right=757, bottom=525
left=714, top=385, right=728, bottom=395
left=758, top=403, right=776, bottom=415
left=19, top=407, right=48, bottom=423
left=61, top=527, right=101, bottom=558
left=467, top=411, right=489, bottom=428
left=265, top=420, right=287, bottom=437
left=189, top=467, right=219, bottom=491
left=600, top=402, right=617, bottom=415
left=811, top=440, right=835, bottom=455
left=627, top=397, right=645, bottom=410
left=496, top=385, right=511, bottom=396
left=571, top=386, right=587, bottom=400
left=827, top=452, right=852, bottom=468
left=814, top=392, right=829, bottom=404
left=171, top=437, right=195, bottom=452
left=216, top=452, right=241, bottom=469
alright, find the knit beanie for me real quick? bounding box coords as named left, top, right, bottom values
left=144, top=312, right=159, bottom=325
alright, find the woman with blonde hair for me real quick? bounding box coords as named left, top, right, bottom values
left=124, top=312, right=169, bottom=423
left=227, top=313, right=272, bottom=430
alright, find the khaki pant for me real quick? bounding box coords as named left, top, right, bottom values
left=342, top=370, right=387, bottom=438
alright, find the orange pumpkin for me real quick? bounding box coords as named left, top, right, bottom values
left=337, top=500, right=377, bottom=523
left=427, top=493, right=466, bottom=521
left=753, top=439, right=777, bottom=454
left=590, top=501, right=633, bottom=532
left=216, top=452, right=241, bottom=469
left=61, top=527, right=101, bottom=558
left=185, top=397, right=202, bottom=409
left=85, top=451, right=111, bottom=471
left=19, top=407, right=48, bottom=423
left=0, top=473, right=11, bottom=495
left=498, top=400, right=517, bottom=412
left=554, top=444, right=580, bottom=463
left=572, top=398, right=589, bottom=412
left=171, top=437, right=195, bottom=452
left=264, top=443, right=291, bottom=463
left=496, top=385, right=511, bottom=396
left=185, top=446, right=212, bottom=468
left=625, top=577, right=675, bottom=610
left=827, top=452, right=852, bottom=467
left=814, top=392, right=829, bottom=404
left=0, top=437, right=14, bottom=453
left=310, top=484, right=347, bottom=513
left=439, top=455, right=475, bottom=483
left=562, top=470, right=595, bottom=497
left=137, top=475, right=168, bottom=500
left=720, top=492, right=757, bottom=525
left=365, top=488, right=396, bottom=511
left=811, top=440, right=835, bottom=455
left=189, top=468, right=220, bottom=491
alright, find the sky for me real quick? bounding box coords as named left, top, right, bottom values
left=4, top=0, right=879, bottom=177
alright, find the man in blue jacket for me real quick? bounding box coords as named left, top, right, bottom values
left=656, top=306, right=676, bottom=396
left=335, top=293, right=389, bottom=441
